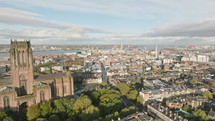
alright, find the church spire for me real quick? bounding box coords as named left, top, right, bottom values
left=155, top=43, right=158, bottom=59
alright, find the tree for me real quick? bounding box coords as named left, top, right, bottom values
left=52, top=98, right=71, bottom=120
left=80, top=105, right=100, bottom=121
left=0, top=111, right=7, bottom=121
left=40, top=101, right=53, bottom=117
left=48, top=114, right=61, bottom=121
left=53, top=99, right=66, bottom=113
left=101, top=81, right=107, bottom=87
left=136, top=95, right=144, bottom=107
left=36, top=118, right=48, bottom=121
left=3, top=117, right=13, bottom=121
left=131, top=79, right=141, bottom=85
left=27, top=104, right=41, bottom=121
left=90, top=90, right=100, bottom=105
left=120, top=106, right=136, bottom=118
left=135, top=78, right=141, bottom=83
left=193, top=109, right=209, bottom=121
left=126, top=89, right=138, bottom=101
left=99, top=88, right=109, bottom=96
left=73, top=95, right=92, bottom=114
left=182, top=105, right=192, bottom=113
left=189, top=79, right=198, bottom=85
left=104, top=111, right=119, bottom=121
left=99, top=92, right=123, bottom=116
left=116, top=83, right=130, bottom=96
left=61, top=98, right=75, bottom=113
left=212, top=92, right=215, bottom=98
left=203, top=91, right=213, bottom=99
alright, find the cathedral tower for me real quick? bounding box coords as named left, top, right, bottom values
left=10, top=40, right=34, bottom=96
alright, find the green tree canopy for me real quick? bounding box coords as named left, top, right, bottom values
left=136, top=95, right=144, bottom=107
left=36, top=118, right=48, bottom=121
left=0, top=111, right=7, bottom=121
left=101, top=81, right=107, bottom=87
left=131, top=79, right=141, bottom=85
left=203, top=91, right=213, bottom=99
left=120, top=106, right=136, bottom=118
left=116, top=83, right=130, bottom=96
left=73, top=95, right=92, bottom=114
left=193, top=109, right=209, bottom=121
left=80, top=105, right=100, bottom=121
left=126, top=89, right=138, bottom=101
left=53, top=99, right=67, bottom=113
left=90, top=90, right=100, bottom=105
left=182, top=105, right=192, bottom=113
left=61, top=98, right=75, bottom=113
left=99, top=92, right=123, bottom=116
left=104, top=111, right=119, bottom=121
left=189, top=79, right=198, bottom=85
left=48, top=114, right=61, bottom=121
left=3, top=117, right=13, bottom=121
left=27, top=104, right=41, bottom=121
left=40, top=101, right=53, bottom=117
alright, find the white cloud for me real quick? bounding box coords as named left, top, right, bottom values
left=0, top=28, right=86, bottom=38
left=0, top=7, right=72, bottom=29
left=147, top=18, right=215, bottom=37
left=2, top=0, right=215, bottom=20
left=0, top=7, right=119, bottom=44
left=0, top=7, right=115, bottom=34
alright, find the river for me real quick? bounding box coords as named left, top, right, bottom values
left=0, top=50, right=81, bottom=60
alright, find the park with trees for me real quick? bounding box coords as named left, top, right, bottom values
left=1, top=82, right=143, bottom=121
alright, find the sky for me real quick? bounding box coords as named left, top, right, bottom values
left=0, top=0, right=215, bottom=45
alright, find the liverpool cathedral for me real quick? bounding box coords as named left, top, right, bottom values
left=0, top=40, right=74, bottom=111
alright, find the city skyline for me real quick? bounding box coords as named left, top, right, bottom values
left=0, top=0, right=215, bottom=45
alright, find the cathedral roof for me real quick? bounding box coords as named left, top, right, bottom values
left=34, top=73, right=66, bottom=81
left=36, top=82, right=47, bottom=86
left=0, top=86, right=12, bottom=92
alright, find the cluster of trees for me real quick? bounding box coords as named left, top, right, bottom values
left=0, top=111, right=13, bottom=121
left=180, top=105, right=211, bottom=121
left=26, top=87, right=138, bottom=121
left=116, top=83, right=143, bottom=106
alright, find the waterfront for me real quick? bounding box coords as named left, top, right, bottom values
left=0, top=50, right=81, bottom=60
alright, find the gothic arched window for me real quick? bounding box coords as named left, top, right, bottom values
left=19, top=51, right=22, bottom=64
left=3, top=96, right=10, bottom=110
left=20, top=80, right=27, bottom=95
left=56, top=87, right=59, bottom=96
left=40, top=91, right=45, bottom=102
left=63, top=85, right=67, bottom=94
left=22, top=51, right=26, bottom=64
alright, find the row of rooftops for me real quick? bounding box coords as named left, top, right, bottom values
left=149, top=103, right=189, bottom=121
left=167, top=94, right=207, bottom=103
